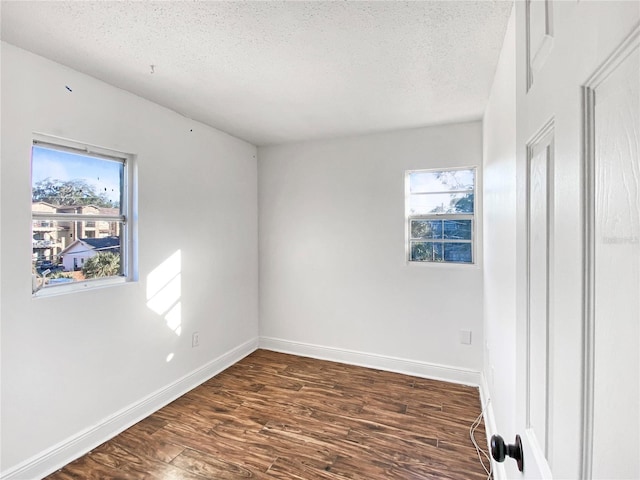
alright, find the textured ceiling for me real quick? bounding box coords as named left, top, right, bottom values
left=1, top=1, right=512, bottom=146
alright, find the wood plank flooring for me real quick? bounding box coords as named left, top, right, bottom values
left=45, top=349, right=491, bottom=479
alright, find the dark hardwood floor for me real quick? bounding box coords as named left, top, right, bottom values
left=45, top=349, right=491, bottom=479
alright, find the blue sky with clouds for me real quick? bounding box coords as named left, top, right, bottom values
left=31, top=146, right=122, bottom=203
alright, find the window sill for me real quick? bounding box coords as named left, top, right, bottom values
left=406, top=260, right=480, bottom=269
left=32, top=275, right=130, bottom=298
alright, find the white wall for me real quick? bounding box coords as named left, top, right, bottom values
left=258, top=123, right=484, bottom=376
left=481, top=8, right=517, bottom=478
left=0, top=43, right=259, bottom=476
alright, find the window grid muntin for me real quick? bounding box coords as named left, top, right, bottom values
left=409, top=189, right=474, bottom=196
left=409, top=240, right=474, bottom=264
left=409, top=216, right=474, bottom=240
left=409, top=217, right=474, bottom=263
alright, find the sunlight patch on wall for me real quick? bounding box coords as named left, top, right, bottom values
left=147, top=274, right=181, bottom=315
left=147, top=250, right=182, bottom=336
left=165, top=303, right=182, bottom=334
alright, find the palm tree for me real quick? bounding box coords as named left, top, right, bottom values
left=82, top=252, right=120, bottom=278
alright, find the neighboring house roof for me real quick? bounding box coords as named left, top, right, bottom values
left=82, top=236, right=120, bottom=250
left=98, top=207, right=120, bottom=216
left=32, top=202, right=118, bottom=214
left=31, top=201, right=60, bottom=211
left=56, top=204, right=99, bottom=208
left=60, top=236, right=120, bottom=255
left=57, top=205, right=100, bottom=214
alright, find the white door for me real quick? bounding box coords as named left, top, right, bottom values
left=514, top=2, right=640, bottom=478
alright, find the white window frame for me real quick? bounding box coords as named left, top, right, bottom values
left=31, top=134, right=136, bottom=296
left=405, top=166, right=477, bottom=265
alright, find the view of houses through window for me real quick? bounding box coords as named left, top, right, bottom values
left=31, top=141, right=127, bottom=291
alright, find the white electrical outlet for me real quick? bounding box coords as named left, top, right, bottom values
left=459, top=330, right=472, bottom=345
left=192, top=332, right=199, bottom=347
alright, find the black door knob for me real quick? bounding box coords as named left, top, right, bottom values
left=491, top=434, right=524, bottom=472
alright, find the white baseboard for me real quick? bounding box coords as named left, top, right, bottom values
left=1, top=337, right=259, bottom=480
left=479, top=371, right=506, bottom=480
left=259, top=336, right=481, bottom=386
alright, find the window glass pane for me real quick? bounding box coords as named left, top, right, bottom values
left=443, top=243, right=473, bottom=263
left=410, top=169, right=474, bottom=193
left=409, top=192, right=474, bottom=214
left=31, top=145, right=123, bottom=211
left=443, top=220, right=472, bottom=240
left=32, top=221, right=123, bottom=288
left=410, top=242, right=443, bottom=262
left=410, top=219, right=442, bottom=239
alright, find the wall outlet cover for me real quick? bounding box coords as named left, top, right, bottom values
left=459, top=330, right=472, bottom=345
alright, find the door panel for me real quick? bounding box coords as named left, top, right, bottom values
left=526, top=124, right=554, bottom=466
left=590, top=39, right=639, bottom=480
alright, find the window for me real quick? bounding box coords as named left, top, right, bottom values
left=406, top=167, right=476, bottom=264
left=31, top=136, right=134, bottom=293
